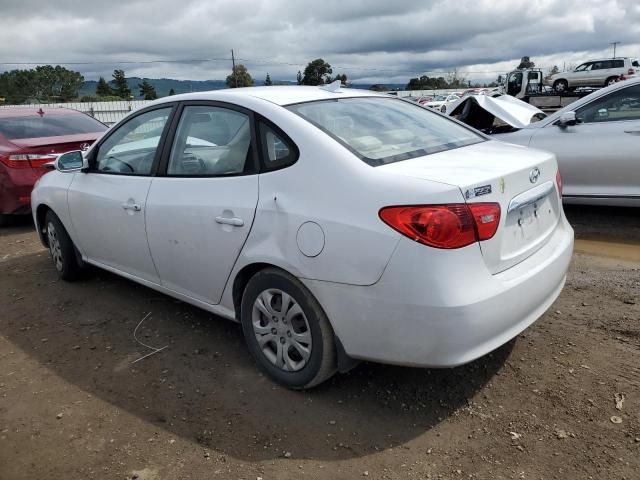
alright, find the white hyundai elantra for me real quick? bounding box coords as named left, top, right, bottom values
left=31, top=85, right=574, bottom=389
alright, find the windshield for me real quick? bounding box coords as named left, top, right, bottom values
left=0, top=112, right=106, bottom=140
left=287, top=97, right=483, bottom=166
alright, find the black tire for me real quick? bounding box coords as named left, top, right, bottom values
left=553, top=79, right=568, bottom=93
left=0, top=214, right=11, bottom=227
left=240, top=268, right=337, bottom=389
left=440, top=105, right=446, bottom=113
left=45, top=211, right=84, bottom=281
left=605, top=76, right=618, bottom=87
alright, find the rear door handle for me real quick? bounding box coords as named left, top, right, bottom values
left=215, top=216, right=244, bottom=227
left=122, top=203, right=141, bottom=212
left=623, top=130, right=640, bottom=135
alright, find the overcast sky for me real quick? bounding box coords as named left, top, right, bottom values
left=1, top=0, right=639, bottom=84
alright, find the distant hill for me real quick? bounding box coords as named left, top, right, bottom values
left=80, top=77, right=407, bottom=98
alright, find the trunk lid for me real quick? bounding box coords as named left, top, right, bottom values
left=378, top=140, right=561, bottom=273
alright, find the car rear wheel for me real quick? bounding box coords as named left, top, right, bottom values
left=240, top=268, right=337, bottom=389
left=440, top=105, right=447, bottom=113
left=553, top=79, right=568, bottom=93
left=45, top=211, right=84, bottom=281
left=605, top=76, right=618, bottom=87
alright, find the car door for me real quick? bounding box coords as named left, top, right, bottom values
left=572, top=62, right=592, bottom=86
left=145, top=102, right=260, bottom=304
left=67, top=106, right=175, bottom=283
left=528, top=84, right=640, bottom=199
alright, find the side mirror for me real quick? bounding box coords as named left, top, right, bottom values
left=55, top=151, right=87, bottom=172
left=557, top=111, right=577, bottom=127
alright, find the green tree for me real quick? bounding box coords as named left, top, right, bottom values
left=226, top=64, right=254, bottom=88
left=95, top=76, right=112, bottom=96
left=138, top=79, right=157, bottom=100
left=168, top=88, right=176, bottom=96
left=301, top=59, right=333, bottom=85
left=111, top=69, right=131, bottom=99
left=296, top=70, right=303, bottom=85
left=264, top=73, right=273, bottom=86
left=517, top=56, right=535, bottom=70
left=0, top=65, right=83, bottom=103
left=331, top=73, right=348, bottom=84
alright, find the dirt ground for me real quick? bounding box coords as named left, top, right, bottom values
left=0, top=205, right=638, bottom=480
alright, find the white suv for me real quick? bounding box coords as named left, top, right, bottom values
left=546, top=57, right=639, bottom=92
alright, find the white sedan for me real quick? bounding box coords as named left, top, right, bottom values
left=32, top=86, right=574, bottom=389
left=421, top=93, right=460, bottom=113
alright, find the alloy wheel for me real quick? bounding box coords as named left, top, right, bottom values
left=251, top=288, right=312, bottom=372
left=47, top=222, right=63, bottom=271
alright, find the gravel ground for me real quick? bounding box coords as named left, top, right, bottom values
left=0, top=205, right=638, bottom=480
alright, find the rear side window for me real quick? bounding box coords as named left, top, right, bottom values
left=612, top=60, right=624, bottom=68
left=258, top=120, right=298, bottom=171
left=287, top=97, right=483, bottom=166
left=0, top=112, right=106, bottom=140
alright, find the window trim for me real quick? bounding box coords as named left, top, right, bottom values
left=286, top=96, right=485, bottom=167
left=155, top=100, right=260, bottom=178
left=255, top=114, right=300, bottom=172
left=86, top=103, right=178, bottom=177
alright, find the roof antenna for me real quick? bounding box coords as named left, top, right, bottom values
left=321, top=80, right=342, bottom=93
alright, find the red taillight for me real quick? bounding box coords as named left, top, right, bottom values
left=628, top=68, right=635, bottom=75
left=0, top=153, right=56, bottom=169
left=556, top=169, right=563, bottom=196
left=379, top=203, right=500, bottom=249
left=468, top=203, right=501, bottom=241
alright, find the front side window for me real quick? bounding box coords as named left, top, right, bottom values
left=576, top=85, right=640, bottom=123
left=167, top=106, right=251, bottom=176
left=575, top=63, right=591, bottom=72
left=287, top=97, right=483, bottom=166
left=94, top=107, right=172, bottom=175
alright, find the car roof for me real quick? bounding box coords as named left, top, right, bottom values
left=581, top=57, right=630, bottom=62
left=152, top=85, right=388, bottom=107
left=0, top=107, right=85, bottom=118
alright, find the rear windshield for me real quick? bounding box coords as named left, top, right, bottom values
left=0, top=112, right=106, bottom=140
left=287, top=97, right=483, bottom=166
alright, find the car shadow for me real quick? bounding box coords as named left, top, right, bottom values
left=0, top=251, right=513, bottom=462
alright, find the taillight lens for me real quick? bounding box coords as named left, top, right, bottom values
left=379, top=203, right=500, bottom=249
left=628, top=68, right=635, bottom=75
left=555, top=169, right=563, bottom=196
left=0, top=153, right=56, bottom=169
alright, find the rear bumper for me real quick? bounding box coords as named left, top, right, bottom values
left=0, top=165, right=44, bottom=215
left=303, top=215, right=574, bottom=368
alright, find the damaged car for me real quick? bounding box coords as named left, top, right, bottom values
left=448, top=79, right=640, bottom=206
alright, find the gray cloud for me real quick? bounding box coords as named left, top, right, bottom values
left=1, top=0, right=638, bottom=84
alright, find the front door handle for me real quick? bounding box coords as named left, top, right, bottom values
left=122, top=203, right=141, bottom=212
left=623, top=130, right=640, bottom=135
left=215, top=216, right=244, bottom=227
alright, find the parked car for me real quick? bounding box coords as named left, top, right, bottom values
left=546, top=57, right=639, bottom=93
left=497, top=78, right=640, bottom=206
left=421, top=93, right=460, bottom=113
left=0, top=107, right=107, bottom=225
left=32, top=86, right=573, bottom=389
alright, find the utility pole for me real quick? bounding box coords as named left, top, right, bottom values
left=231, top=49, right=238, bottom=87
left=610, top=41, right=621, bottom=58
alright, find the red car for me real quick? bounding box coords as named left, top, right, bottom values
left=0, top=107, right=107, bottom=225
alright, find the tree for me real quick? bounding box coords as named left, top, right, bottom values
left=301, top=59, right=333, bottom=85
left=517, top=56, right=535, bottom=70
left=445, top=69, right=467, bottom=88
left=111, top=69, right=131, bottom=99
left=545, top=65, right=560, bottom=81
left=331, top=73, right=348, bottom=84
left=95, top=77, right=112, bottom=96
left=138, top=79, right=157, bottom=100
left=296, top=70, right=303, bottom=85
left=226, top=64, right=254, bottom=88
left=168, top=88, right=176, bottom=96
left=369, top=84, right=389, bottom=92
left=0, top=65, right=83, bottom=103
left=264, top=73, right=273, bottom=86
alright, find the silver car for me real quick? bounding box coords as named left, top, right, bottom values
left=546, top=57, right=639, bottom=92
left=498, top=78, right=640, bottom=206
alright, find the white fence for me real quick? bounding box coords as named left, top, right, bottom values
left=0, top=100, right=153, bottom=125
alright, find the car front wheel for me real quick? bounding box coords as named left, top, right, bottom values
left=240, top=268, right=337, bottom=389
left=45, top=211, right=84, bottom=281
